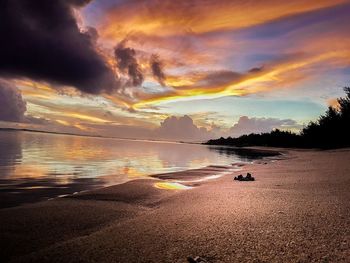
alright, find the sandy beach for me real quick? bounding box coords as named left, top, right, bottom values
left=0, top=148, right=349, bottom=262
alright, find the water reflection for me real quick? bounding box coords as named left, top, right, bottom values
left=207, top=146, right=279, bottom=162
left=0, top=131, right=23, bottom=177
left=0, top=131, right=276, bottom=208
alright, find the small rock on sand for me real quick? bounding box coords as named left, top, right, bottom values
left=187, top=256, right=209, bottom=262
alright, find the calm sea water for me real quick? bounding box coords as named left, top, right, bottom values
left=0, top=130, right=271, bottom=208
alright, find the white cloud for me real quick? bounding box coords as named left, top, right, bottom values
left=229, top=116, right=301, bottom=137
left=0, top=80, right=27, bottom=122
left=155, top=115, right=213, bottom=141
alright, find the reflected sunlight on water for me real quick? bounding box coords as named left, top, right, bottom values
left=154, top=182, right=192, bottom=190
left=0, top=130, right=269, bottom=207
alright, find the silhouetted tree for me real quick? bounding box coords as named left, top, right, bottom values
left=206, top=87, right=350, bottom=149
left=301, top=87, right=350, bottom=148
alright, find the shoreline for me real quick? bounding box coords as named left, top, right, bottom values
left=68, top=146, right=285, bottom=193
left=55, top=161, right=255, bottom=204
left=1, top=148, right=349, bottom=262
left=0, top=146, right=282, bottom=209
left=43, top=148, right=284, bottom=205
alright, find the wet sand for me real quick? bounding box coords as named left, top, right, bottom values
left=0, top=149, right=349, bottom=262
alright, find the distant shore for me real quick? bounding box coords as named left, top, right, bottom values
left=0, top=127, right=204, bottom=145
left=0, top=148, right=349, bottom=262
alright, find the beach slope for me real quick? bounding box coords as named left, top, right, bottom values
left=0, top=149, right=349, bottom=262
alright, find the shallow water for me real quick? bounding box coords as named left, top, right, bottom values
left=0, top=130, right=273, bottom=208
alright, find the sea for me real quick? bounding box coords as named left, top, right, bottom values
left=0, top=130, right=273, bottom=208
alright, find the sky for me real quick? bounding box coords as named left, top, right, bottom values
left=0, top=0, right=349, bottom=141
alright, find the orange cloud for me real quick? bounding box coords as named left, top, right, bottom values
left=79, top=0, right=348, bottom=110
left=99, top=0, right=345, bottom=39
left=130, top=47, right=350, bottom=108
left=93, top=0, right=348, bottom=76
left=327, top=98, right=340, bottom=110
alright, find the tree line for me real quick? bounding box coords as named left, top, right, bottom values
left=205, top=87, right=350, bottom=149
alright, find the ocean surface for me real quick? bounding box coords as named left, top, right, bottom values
left=0, top=130, right=272, bottom=208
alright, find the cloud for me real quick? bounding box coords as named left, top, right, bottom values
left=155, top=115, right=213, bottom=141
left=99, top=0, right=345, bottom=38
left=185, top=70, right=243, bottom=90
left=150, top=55, right=166, bottom=86
left=114, top=40, right=144, bottom=87
left=89, top=0, right=350, bottom=108
left=83, top=123, right=153, bottom=139
left=9, top=113, right=214, bottom=142
left=132, top=44, right=350, bottom=108
left=327, top=98, right=340, bottom=110
left=0, top=0, right=119, bottom=94
left=229, top=116, right=301, bottom=137
left=0, top=80, right=27, bottom=122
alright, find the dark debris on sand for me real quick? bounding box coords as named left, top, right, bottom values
left=234, top=172, right=255, bottom=181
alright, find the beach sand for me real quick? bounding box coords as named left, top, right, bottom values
left=0, top=149, right=349, bottom=262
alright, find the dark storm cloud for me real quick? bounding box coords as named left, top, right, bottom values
left=114, top=41, right=144, bottom=87
left=0, top=80, right=27, bottom=122
left=0, top=0, right=119, bottom=94
left=150, top=55, right=166, bottom=86
left=83, top=26, right=99, bottom=45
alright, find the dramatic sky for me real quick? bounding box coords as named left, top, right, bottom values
left=0, top=0, right=349, bottom=141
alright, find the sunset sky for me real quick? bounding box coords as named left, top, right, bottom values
left=1, top=0, right=350, bottom=141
